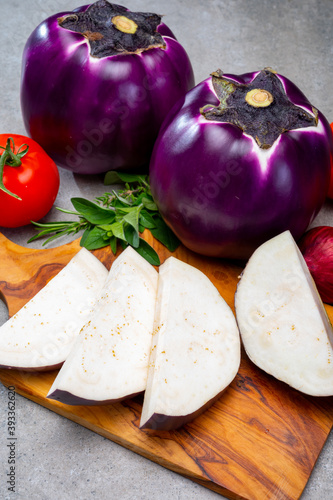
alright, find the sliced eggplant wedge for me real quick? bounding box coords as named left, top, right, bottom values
left=0, top=248, right=108, bottom=371
left=235, top=230, right=333, bottom=396
left=140, top=257, right=241, bottom=430
left=47, top=246, right=158, bottom=405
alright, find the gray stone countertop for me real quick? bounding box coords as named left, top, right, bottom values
left=0, top=0, right=332, bottom=499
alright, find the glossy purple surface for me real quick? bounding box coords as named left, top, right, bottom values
left=47, top=387, right=142, bottom=406
left=20, top=3, right=195, bottom=174
left=149, top=71, right=333, bottom=260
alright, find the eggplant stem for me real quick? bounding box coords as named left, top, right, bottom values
left=58, top=2, right=165, bottom=58
left=112, top=15, right=138, bottom=34
left=245, top=89, right=274, bottom=108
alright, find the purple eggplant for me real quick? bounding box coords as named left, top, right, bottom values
left=20, top=0, right=194, bottom=174
left=149, top=68, right=333, bottom=260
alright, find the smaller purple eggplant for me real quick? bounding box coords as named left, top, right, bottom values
left=149, top=68, right=333, bottom=260
left=20, top=0, right=194, bottom=174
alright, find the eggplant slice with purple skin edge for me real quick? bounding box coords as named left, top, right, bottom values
left=140, top=257, right=241, bottom=431
left=47, top=246, right=158, bottom=405
left=0, top=248, right=108, bottom=371
left=235, top=230, right=333, bottom=397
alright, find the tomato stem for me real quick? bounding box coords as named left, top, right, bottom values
left=0, top=137, right=29, bottom=200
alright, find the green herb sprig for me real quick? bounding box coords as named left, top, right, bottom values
left=28, top=172, right=180, bottom=266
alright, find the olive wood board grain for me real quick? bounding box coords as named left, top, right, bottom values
left=0, top=230, right=332, bottom=500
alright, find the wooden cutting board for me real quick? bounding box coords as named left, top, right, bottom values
left=0, top=230, right=332, bottom=500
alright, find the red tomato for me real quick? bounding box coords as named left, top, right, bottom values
left=0, top=134, right=60, bottom=228
left=328, top=123, right=333, bottom=199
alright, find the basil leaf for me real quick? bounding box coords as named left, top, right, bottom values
left=123, top=205, right=142, bottom=233
left=109, top=220, right=127, bottom=241
left=80, top=226, right=108, bottom=250
left=116, top=172, right=148, bottom=184
left=112, top=191, right=133, bottom=206
left=104, top=170, right=148, bottom=185
left=28, top=173, right=179, bottom=267
left=71, top=197, right=115, bottom=224
left=135, top=238, right=160, bottom=266
left=124, top=223, right=140, bottom=248
left=150, top=216, right=180, bottom=252
left=97, top=224, right=113, bottom=232
left=109, top=235, right=117, bottom=255
left=104, top=171, right=124, bottom=185
left=131, top=192, right=147, bottom=206
left=80, top=227, right=92, bottom=247
left=113, top=198, right=130, bottom=209
left=142, top=196, right=158, bottom=211
left=139, top=210, right=157, bottom=229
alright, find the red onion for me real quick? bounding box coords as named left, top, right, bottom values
left=298, top=226, right=333, bottom=304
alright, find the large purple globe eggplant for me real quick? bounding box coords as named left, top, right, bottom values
left=149, top=68, right=333, bottom=260
left=20, top=0, right=194, bottom=175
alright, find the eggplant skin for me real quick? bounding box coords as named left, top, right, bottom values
left=140, top=387, right=228, bottom=431
left=47, top=388, right=144, bottom=406
left=149, top=71, right=333, bottom=261
left=0, top=362, right=63, bottom=372
left=20, top=4, right=194, bottom=174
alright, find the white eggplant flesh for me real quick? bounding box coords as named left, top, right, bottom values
left=0, top=248, right=108, bottom=371
left=235, top=230, right=333, bottom=396
left=140, top=257, right=241, bottom=430
left=47, top=246, right=158, bottom=405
